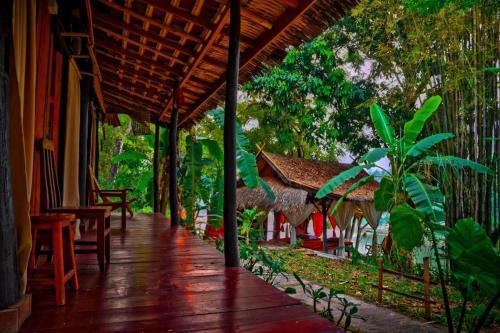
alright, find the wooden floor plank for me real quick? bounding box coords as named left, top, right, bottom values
left=21, top=213, right=341, bottom=332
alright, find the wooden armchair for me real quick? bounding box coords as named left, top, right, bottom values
left=88, top=166, right=135, bottom=230
left=39, top=139, right=111, bottom=271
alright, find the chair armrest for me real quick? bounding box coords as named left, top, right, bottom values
left=99, top=191, right=127, bottom=198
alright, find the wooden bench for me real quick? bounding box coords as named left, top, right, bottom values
left=40, top=138, right=112, bottom=272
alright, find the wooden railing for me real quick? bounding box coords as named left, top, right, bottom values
left=372, top=257, right=437, bottom=319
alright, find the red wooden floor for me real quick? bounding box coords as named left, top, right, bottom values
left=21, top=213, right=341, bottom=332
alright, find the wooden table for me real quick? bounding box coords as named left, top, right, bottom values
left=49, top=206, right=112, bottom=272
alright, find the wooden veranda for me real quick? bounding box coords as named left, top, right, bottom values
left=20, top=214, right=341, bottom=332
left=0, top=0, right=354, bottom=331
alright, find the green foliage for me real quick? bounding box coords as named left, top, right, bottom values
left=316, top=165, right=372, bottom=199
left=98, top=115, right=155, bottom=212
left=243, top=34, right=377, bottom=158
left=239, top=242, right=288, bottom=286
left=180, top=135, right=203, bottom=228
left=237, top=207, right=265, bottom=245
left=316, top=95, right=494, bottom=331
left=389, top=204, right=425, bottom=250
left=447, top=218, right=500, bottom=297
left=370, top=104, right=396, bottom=146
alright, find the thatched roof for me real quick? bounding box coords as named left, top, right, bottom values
left=237, top=177, right=308, bottom=212
left=260, top=151, right=379, bottom=202
left=87, top=0, right=357, bottom=126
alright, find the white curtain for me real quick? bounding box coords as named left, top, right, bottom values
left=358, top=201, right=383, bottom=258
left=331, top=201, right=355, bottom=257
left=283, top=204, right=315, bottom=246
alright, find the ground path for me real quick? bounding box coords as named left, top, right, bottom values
left=268, top=259, right=447, bottom=333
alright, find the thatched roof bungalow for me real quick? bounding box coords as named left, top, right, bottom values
left=237, top=151, right=382, bottom=254
left=237, top=151, right=379, bottom=209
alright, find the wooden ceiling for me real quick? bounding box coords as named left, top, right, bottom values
left=90, top=0, right=355, bottom=127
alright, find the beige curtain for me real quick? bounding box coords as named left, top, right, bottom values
left=358, top=201, right=383, bottom=258
left=331, top=201, right=355, bottom=257
left=283, top=204, right=315, bottom=246
left=9, top=0, right=36, bottom=294
left=62, top=60, right=81, bottom=206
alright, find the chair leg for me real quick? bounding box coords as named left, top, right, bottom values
left=52, top=225, right=66, bottom=306
left=121, top=204, right=126, bottom=230
left=64, top=226, right=79, bottom=290
left=97, top=216, right=105, bottom=272
left=126, top=204, right=133, bottom=218
left=29, top=229, right=38, bottom=274
left=105, top=216, right=110, bottom=263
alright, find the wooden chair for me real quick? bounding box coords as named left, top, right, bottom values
left=88, top=165, right=135, bottom=230
left=40, top=138, right=111, bottom=272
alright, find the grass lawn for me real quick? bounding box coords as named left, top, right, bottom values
left=269, top=247, right=498, bottom=328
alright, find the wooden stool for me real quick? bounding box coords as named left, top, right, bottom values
left=29, top=213, right=79, bottom=306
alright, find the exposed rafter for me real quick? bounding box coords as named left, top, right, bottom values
left=96, top=0, right=204, bottom=43
left=135, top=0, right=214, bottom=30
left=178, top=0, right=322, bottom=125
left=94, top=13, right=196, bottom=58
left=159, top=6, right=230, bottom=121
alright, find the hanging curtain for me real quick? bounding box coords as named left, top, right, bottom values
left=331, top=201, right=355, bottom=257
left=62, top=60, right=81, bottom=206
left=9, top=0, right=36, bottom=295
left=328, top=214, right=337, bottom=237
left=311, top=211, right=323, bottom=238
left=358, top=201, right=383, bottom=257
left=283, top=204, right=315, bottom=246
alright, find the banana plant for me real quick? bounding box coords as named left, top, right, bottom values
left=180, top=135, right=203, bottom=229
left=316, top=96, right=493, bottom=332
left=209, top=107, right=275, bottom=200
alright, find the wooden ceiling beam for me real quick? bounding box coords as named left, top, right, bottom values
left=135, top=0, right=214, bottom=30
left=100, top=64, right=169, bottom=92
left=159, top=6, right=230, bottom=121
left=94, top=13, right=196, bottom=58
left=241, top=8, right=273, bottom=30
left=102, top=81, right=165, bottom=105
left=94, top=23, right=187, bottom=66
left=96, top=0, right=204, bottom=44
left=104, top=89, right=165, bottom=112
left=278, top=0, right=298, bottom=8
left=97, top=53, right=167, bottom=78
left=179, top=0, right=321, bottom=126
left=104, top=97, right=159, bottom=115
left=104, top=81, right=168, bottom=104
left=221, top=28, right=253, bottom=46
left=95, top=42, right=184, bottom=77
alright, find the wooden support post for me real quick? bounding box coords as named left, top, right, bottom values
left=169, top=89, right=179, bottom=226
left=153, top=120, right=160, bottom=213
left=273, top=211, right=280, bottom=240
left=377, top=259, right=384, bottom=303
left=95, top=113, right=99, bottom=179
left=321, top=199, right=328, bottom=253
left=423, top=256, right=431, bottom=320
left=372, top=230, right=378, bottom=259
left=354, top=217, right=362, bottom=252
left=223, top=0, right=241, bottom=267
left=78, top=76, right=91, bottom=205
left=0, top=0, right=20, bottom=309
